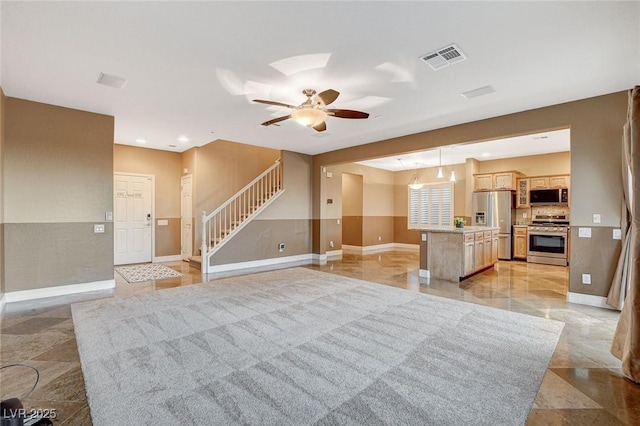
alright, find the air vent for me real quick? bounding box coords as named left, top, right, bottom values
left=97, top=72, right=127, bottom=89
left=420, top=44, right=467, bottom=70
left=461, top=85, right=496, bottom=99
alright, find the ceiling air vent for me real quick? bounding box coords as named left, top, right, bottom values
left=97, top=72, right=127, bottom=89
left=420, top=44, right=467, bottom=70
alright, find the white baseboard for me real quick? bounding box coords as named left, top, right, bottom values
left=567, top=292, right=617, bottom=310
left=153, top=255, right=182, bottom=263
left=419, top=269, right=430, bottom=278
left=393, top=243, right=420, bottom=251
left=0, top=293, right=6, bottom=315
left=326, top=250, right=343, bottom=258
left=207, top=254, right=314, bottom=273
left=343, top=243, right=418, bottom=253
left=312, top=253, right=327, bottom=266
left=5, top=279, right=116, bottom=303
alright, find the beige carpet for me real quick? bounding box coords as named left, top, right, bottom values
left=73, top=267, right=564, bottom=425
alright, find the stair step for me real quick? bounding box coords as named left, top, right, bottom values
left=188, top=256, right=202, bottom=270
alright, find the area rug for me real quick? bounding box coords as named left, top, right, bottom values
left=115, top=263, right=183, bottom=283
left=72, top=268, right=564, bottom=425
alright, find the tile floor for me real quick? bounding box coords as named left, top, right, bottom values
left=1, top=251, right=638, bottom=425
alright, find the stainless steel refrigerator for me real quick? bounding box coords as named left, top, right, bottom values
left=472, top=191, right=514, bottom=259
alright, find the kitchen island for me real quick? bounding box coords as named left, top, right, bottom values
left=417, top=226, right=500, bottom=282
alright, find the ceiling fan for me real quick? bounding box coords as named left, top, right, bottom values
left=253, top=89, right=369, bottom=132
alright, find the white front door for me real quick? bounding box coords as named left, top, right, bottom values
left=181, top=175, right=193, bottom=261
left=114, top=174, right=153, bottom=265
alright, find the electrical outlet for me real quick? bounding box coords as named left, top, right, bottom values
left=422, top=233, right=427, bottom=241
left=105, top=211, right=113, bottom=221
left=337, top=219, right=340, bottom=225
left=522, top=212, right=527, bottom=218
left=378, top=236, right=382, bottom=241
left=582, top=274, right=591, bottom=284
left=329, top=241, right=334, bottom=248
left=278, top=242, right=285, bottom=252
left=593, top=214, right=601, bottom=224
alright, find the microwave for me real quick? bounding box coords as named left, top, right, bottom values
left=530, top=188, right=569, bottom=205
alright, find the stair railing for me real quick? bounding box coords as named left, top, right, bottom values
left=200, top=158, right=282, bottom=272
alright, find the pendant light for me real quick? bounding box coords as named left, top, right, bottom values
left=437, top=148, right=444, bottom=179
left=449, top=146, right=456, bottom=182
left=409, top=163, right=423, bottom=189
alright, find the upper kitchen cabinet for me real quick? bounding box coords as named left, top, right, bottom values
left=516, top=178, right=530, bottom=208
left=548, top=175, right=570, bottom=188
left=493, top=171, right=520, bottom=191
left=530, top=177, right=549, bottom=189
left=474, top=174, right=494, bottom=191
left=528, top=174, right=570, bottom=189
left=474, top=171, right=521, bottom=191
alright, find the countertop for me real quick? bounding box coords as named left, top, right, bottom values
left=413, top=226, right=499, bottom=234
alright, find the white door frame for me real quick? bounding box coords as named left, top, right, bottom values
left=181, top=174, right=193, bottom=261
left=114, top=172, right=155, bottom=263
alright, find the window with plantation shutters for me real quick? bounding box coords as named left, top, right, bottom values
left=408, top=182, right=454, bottom=228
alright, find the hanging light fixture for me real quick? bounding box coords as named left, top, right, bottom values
left=409, top=162, right=424, bottom=189
left=449, top=146, right=456, bottom=182
left=291, top=107, right=327, bottom=127
left=437, top=148, right=444, bottom=179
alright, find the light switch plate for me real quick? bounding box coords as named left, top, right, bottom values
left=326, top=172, right=333, bottom=178
left=578, top=227, right=592, bottom=238
left=613, top=229, right=622, bottom=240
left=337, top=219, right=340, bottom=225
left=105, top=211, right=113, bottom=221
left=157, top=219, right=168, bottom=226
left=582, top=273, right=591, bottom=284
left=422, top=233, right=427, bottom=241
left=593, top=214, right=601, bottom=224
left=94, top=224, right=105, bottom=234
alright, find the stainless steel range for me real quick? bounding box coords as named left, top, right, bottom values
left=527, top=214, right=569, bottom=266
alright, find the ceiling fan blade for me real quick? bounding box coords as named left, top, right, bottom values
left=253, top=99, right=296, bottom=109
left=315, top=89, right=339, bottom=106
left=313, top=121, right=327, bottom=132
left=326, top=109, right=369, bottom=119
left=261, top=115, right=291, bottom=126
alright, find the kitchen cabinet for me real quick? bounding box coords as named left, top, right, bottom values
left=474, top=171, right=521, bottom=191
left=491, top=230, right=499, bottom=264
left=493, top=172, right=519, bottom=191
left=530, top=177, right=549, bottom=189
left=418, top=227, right=499, bottom=282
left=549, top=175, right=569, bottom=188
left=483, top=231, right=492, bottom=268
left=513, top=226, right=528, bottom=259
left=474, top=174, right=493, bottom=191
left=463, top=233, right=475, bottom=276
left=516, top=178, right=530, bottom=208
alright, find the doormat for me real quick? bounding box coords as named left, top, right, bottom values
left=115, top=263, right=183, bottom=283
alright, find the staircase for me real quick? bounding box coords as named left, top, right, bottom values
left=191, top=159, right=284, bottom=273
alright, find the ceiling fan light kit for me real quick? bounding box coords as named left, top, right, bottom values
left=253, top=88, right=369, bottom=132
left=291, top=108, right=327, bottom=127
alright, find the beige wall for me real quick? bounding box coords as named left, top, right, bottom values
left=0, top=88, right=5, bottom=299
left=477, top=151, right=571, bottom=176
left=114, top=144, right=182, bottom=257
left=209, top=150, right=312, bottom=266
left=194, top=139, right=280, bottom=253
left=342, top=173, right=363, bottom=246
left=4, top=98, right=114, bottom=292
left=313, top=91, right=628, bottom=298
left=321, top=163, right=395, bottom=250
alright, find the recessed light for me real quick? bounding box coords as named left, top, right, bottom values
left=168, top=144, right=178, bottom=148
left=177, top=135, right=189, bottom=143
left=135, top=138, right=146, bottom=144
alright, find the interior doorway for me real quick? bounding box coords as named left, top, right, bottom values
left=342, top=172, right=363, bottom=247
left=114, top=173, right=153, bottom=265
left=181, top=174, right=193, bottom=261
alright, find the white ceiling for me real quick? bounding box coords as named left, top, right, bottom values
left=356, top=128, right=571, bottom=171
left=2, top=1, right=639, bottom=156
